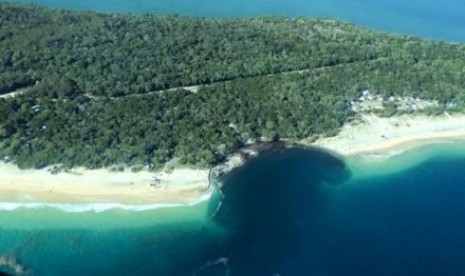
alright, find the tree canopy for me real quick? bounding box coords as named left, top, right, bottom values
left=1, top=2, right=465, bottom=169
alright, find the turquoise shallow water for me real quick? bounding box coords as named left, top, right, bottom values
left=2, top=144, right=465, bottom=275
left=0, top=191, right=226, bottom=275
left=11, top=0, right=465, bottom=42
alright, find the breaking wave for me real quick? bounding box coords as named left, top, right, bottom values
left=0, top=191, right=212, bottom=213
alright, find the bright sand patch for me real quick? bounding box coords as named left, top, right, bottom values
left=313, top=113, right=465, bottom=156
left=0, top=163, right=210, bottom=205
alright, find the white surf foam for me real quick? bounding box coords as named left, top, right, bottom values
left=0, top=191, right=213, bottom=213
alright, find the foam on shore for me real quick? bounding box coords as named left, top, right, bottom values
left=0, top=162, right=212, bottom=208
left=0, top=190, right=213, bottom=213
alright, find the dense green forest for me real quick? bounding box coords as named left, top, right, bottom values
left=1, top=2, right=465, bottom=169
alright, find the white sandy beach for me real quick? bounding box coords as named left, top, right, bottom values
left=0, top=163, right=210, bottom=205
left=313, top=113, right=465, bottom=156
left=0, top=152, right=247, bottom=206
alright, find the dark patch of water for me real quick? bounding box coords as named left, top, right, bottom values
left=197, top=147, right=350, bottom=275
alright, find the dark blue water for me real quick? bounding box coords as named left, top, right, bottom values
left=316, top=157, right=465, bottom=276
left=202, top=147, right=465, bottom=275
left=12, top=0, right=465, bottom=42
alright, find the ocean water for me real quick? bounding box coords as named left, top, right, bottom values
left=2, top=144, right=465, bottom=275
left=0, top=195, right=226, bottom=275
left=12, top=0, right=465, bottom=42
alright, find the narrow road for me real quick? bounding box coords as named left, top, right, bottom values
left=3, top=56, right=385, bottom=101
left=110, top=56, right=385, bottom=100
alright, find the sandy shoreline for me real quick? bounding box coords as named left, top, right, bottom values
left=0, top=163, right=210, bottom=205
left=312, top=113, right=465, bottom=156
left=1, top=113, right=465, bottom=207
left=0, top=152, right=246, bottom=207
